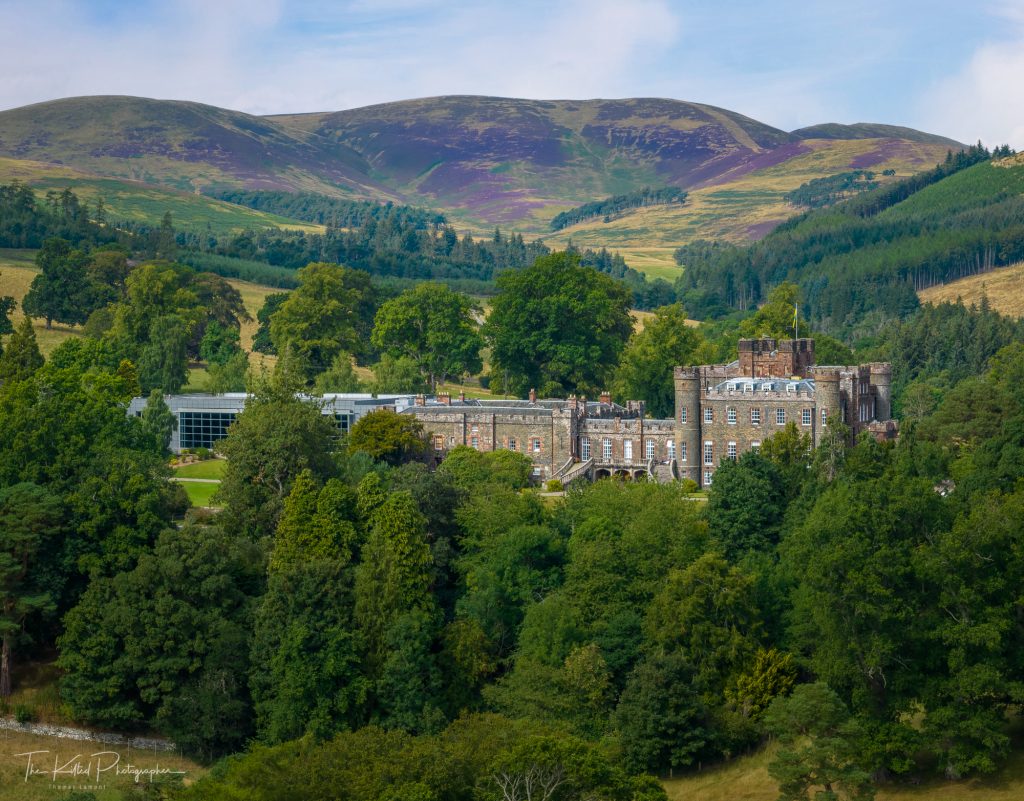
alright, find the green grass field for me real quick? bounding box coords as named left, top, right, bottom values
left=172, top=460, right=227, bottom=479
left=178, top=481, right=221, bottom=508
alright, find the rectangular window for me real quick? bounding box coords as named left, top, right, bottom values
left=471, top=436, right=479, bottom=449
left=680, top=407, right=687, bottom=423
left=433, top=435, right=445, bottom=451
left=602, top=439, right=612, bottom=461
left=751, top=441, right=761, bottom=452
left=704, top=441, right=713, bottom=466
left=727, top=408, right=737, bottom=425
left=333, top=413, right=352, bottom=433
left=581, top=437, right=590, bottom=460
left=645, top=439, right=655, bottom=460
left=508, top=437, right=517, bottom=451
left=802, top=408, right=812, bottom=426
left=704, top=470, right=713, bottom=486
left=751, top=408, right=761, bottom=425
left=776, top=408, right=786, bottom=425
left=676, top=441, right=683, bottom=461
left=532, top=438, right=542, bottom=453
left=624, top=440, right=633, bottom=462
left=704, top=408, right=714, bottom=423
left=178, top=411, right=237, bottom=449
left=821, top=408, right=828, bottom=426
left=727, top=441, right=737, bottom=460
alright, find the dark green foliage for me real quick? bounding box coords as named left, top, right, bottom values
left=0, top=482, right=61, bottom=696
left=57, top=525, right=263, bottom=759
left=22, top=238, right=95, bottom=328
left=614, top=652, right=711, bottom=773
left=438, top=445, right=535, bottom=492
left=0, top=182, right=121, bottom=249
left=764, top=683, right=875, bottom=801
left=215, top=385, right=339, bottom=538
left=675, top=145, right=1024, bottom=331
left=550, top=187, right=688, bottom=231
left=140, top=388, right=177, bottom=453
left=784, top=171, right=878, bottom=209
left=348, top=409, right=428, bottom=466
left=0, top=316, right=44, bottom=383
left=0, top=292, right=14, bottom=337
left=210, top=190, right=442, bottom=229
left=705, top=452, right=786, bottom=558
left=252, top=291, right=289, bottom=354
left=485, top=252, right=633, bottom=397
left=371, top=282, right=483, bottom=389
left=613, top=303, right=704, bottom=418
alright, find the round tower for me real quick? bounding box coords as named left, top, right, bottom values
left=869, top=363, right=892, bottom=421
left=674, top=366, right=702, bottom=483
left=812, top=367, right=842, bottom=447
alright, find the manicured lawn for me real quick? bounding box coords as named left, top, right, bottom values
left=180, top=481, right=221, bottom=508
left=173, top=459, right=226, bottom=479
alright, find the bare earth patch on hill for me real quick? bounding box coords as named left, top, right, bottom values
left=919, top=262, right=1024, bottom=318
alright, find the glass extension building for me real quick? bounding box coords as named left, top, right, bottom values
left=126, top=393, right=418, bottom=452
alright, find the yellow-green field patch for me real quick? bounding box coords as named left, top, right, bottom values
left=918, top=262, right=1024, bottom=318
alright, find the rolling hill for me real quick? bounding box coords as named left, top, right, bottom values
left=0, top=95, right=961, bottom=243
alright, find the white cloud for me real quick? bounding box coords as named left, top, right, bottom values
left=917, top=8, right=1024, bottom=149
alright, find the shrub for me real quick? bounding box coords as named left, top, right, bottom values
left=546, top=479, right=564, bottom=492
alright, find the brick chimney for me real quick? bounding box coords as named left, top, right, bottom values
left=529, top=388, right=537, bottom=403
left=414, top=394, right=426, bottom=406
left=599, top=390, right=611, bottom=404
left=438, top=392, right=451, bottom=405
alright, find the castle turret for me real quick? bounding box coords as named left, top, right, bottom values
left=869, top=363, right=892, bottom=421
left=674, top=366, right=701, bottom=483
left=812, top=367, right=842, bottom=447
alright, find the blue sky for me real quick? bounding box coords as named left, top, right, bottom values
left=1, top=0, right=1022, bottom=146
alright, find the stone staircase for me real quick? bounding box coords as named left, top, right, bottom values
left=557, top=458, right=595, bottom=486
left=652, top=460, right=677, bottom=484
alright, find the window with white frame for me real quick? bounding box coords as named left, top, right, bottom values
left=802, top=408, right=812, bottom=426
left=704, top=441, right=713, bottom=465
left=624, top=440, right=633, bottom=462
left=727, top=441, right=737, bottom=460
left=704, top=470, right=713, bottom=486
left=645, top=439, right=655, bottom=460
left=675, top=441, right=683, bottom=461
left=704, top=407, right=713, bottom=423
left=531, top=438, right=542, bottom=453
left=680, top=407, right=687, bottom=423
left=433, top=435, right=445, bottom=450
left=727, top=407, right=737, bottom=425
left=751, top=440, right=761, bottom=452
left=602, top=438, right=612, bottom=461
left=751, top=407, right=761, bottom=425
left=471, top=436, right=479, bottom=449
left=581, top=436, right=590, bottom=460
left=509, top=437, right=517, bottom=451
left=776, top=408, right=786, bottom=425
left=821, top=408, right=828, bottom=426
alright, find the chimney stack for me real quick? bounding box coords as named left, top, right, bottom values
left=599, top=390, right=611, bottom=404
left=438, top=392, right=451, bottom=405
left=414, top=394, right=426, bottom=406
left=528, top=388, right=537, bottom=403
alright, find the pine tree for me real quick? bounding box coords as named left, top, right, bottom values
left=0, top=317, right=44, bottom=383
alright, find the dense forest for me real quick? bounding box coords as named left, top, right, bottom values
left=550, top=187, right=688, bottom=231
left=675, top=144, right=1023, bottom=331
left=4, top=246, right=1024, bottom=799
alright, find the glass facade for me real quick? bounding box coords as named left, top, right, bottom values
left=178, top=411, right=237, bottom=449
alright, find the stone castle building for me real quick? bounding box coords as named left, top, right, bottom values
left=403, top=336, right=895, bottom=487
left=139, top=336, right=895, bottom=488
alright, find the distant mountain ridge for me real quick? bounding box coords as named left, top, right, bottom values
left=0, top=94, right=964, bottom=237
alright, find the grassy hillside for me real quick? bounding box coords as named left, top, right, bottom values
left=546, top=137, right=953, bottom=247
left=0, top=95, right=959, bottom=240
left=919, top=261, right=1024, bottom=317
left=662, top=742, right=1024, bottom=801
left=0, top=157, right=323, bottom=234
left=0, top=95, right=386, bottom=197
